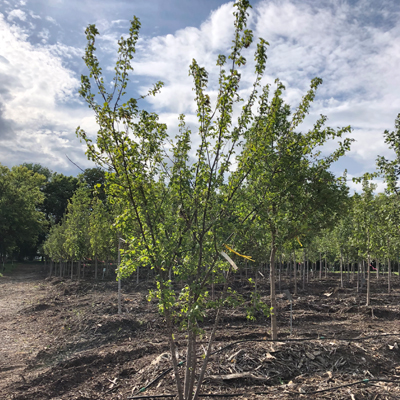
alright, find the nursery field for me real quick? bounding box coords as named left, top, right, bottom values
left=1, top=264, right=400, bottom=400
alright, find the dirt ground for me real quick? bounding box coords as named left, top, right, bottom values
left=1, top=264, right=399, bottom=400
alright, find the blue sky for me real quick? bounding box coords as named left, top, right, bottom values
left=0, top=0, right=399, bottom=192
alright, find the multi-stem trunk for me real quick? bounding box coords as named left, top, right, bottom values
left=184, top=322, right=197, bottom=400
left=192, top=268, right=233, bottom=400
left=165, top=308, right=184, bottom=400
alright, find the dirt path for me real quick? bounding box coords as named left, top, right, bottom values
left=0, top=264, right=51, bottom=392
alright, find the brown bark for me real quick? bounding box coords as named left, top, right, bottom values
left=269, top=243, right=277, bottom=340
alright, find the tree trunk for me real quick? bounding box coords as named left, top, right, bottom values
left=118, top=238, right=122, bottom=315
left=95, top=256, right=98, bottom=280
left=366, top=254, right=371, bottom=306
left=302, top=249, right=306, bottom=290
left=293, top=252, right=297, bottom=296
left=278, top=255, right=281, bottom=292
left=165, top=308, right=184, bottom=400
left=388, top=258, right=391, bottom=293
left=253, top=263, right=258, bottom=308
left=376, top=259, right=379, bottom=281
left=269, top=242, right=278, bottom=340
left=319, top=252, right=322, bottom=280
left=340, top=250, right=343, bottom=288
left=192, top=268, right=232, bottom=400
left=184, top=325, right=196, bottom=400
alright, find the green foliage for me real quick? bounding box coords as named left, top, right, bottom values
left=76, top=2, right=354, bottom=398
left=63, top=186, right=91, bottom=261
left=0, top=163, right=46, bottom=260
left=42, top=172, right=79, bottom=225
left=377, top=113, right=400, bottom=194
left=79, top=167, right=107, bottom=201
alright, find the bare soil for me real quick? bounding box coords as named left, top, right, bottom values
left=1, top=264, right=400, bottom=399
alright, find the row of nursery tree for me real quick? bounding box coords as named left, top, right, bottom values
left=42, top=175, right=400, bottom=290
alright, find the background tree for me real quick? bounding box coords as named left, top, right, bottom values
left=352, top=175, right=376, bottom=305
left=241, top=78, right=352, bottom=339
left=377, top=113, right=400, bottom=194
left=89, top=195, right=116, bottom=279
left=0, top=163, right=46, bottom=263
left=79, top=167, right=107, bottom=201
left=63, top=186, right=91, bottom=279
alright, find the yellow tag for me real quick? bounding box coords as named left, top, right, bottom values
left=223, top=244, right=255, bottom=262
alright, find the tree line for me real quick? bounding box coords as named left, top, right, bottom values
left=0, top=163, right=105, bottom=265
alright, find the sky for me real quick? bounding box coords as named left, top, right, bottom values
left=0, top=0, right=399, bottom=192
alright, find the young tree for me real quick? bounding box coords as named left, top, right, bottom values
left=43, top=220, right=68, bottom=275
left=352, top=175, right=376, bottom=305
left=89, top=196, right=116, bottom=279
left=64, top=186, right=91, bottom=279
left=240, top=79, right=352, bottom=338
left=76, top=1, right=350, bottom=397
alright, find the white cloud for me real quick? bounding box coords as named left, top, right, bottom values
left=346, top=173, right=386, bottom=194
left=45, top=16, right=58, bottom=25
left=29, top=11, right=41, bottom=19
left=0, top=13, right=94, bottom=173
left=7, top=9, right=26, bottom=22
left=38, top=27, right=50, bottom=43
left=124, top=0, right=400, bottom=181
left=1, top=0, right=400, bottom=181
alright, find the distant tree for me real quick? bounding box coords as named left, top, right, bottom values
left=0, top=163, right=46, bottom=262
left=63, top=186, right=91, bottom=274
left=352, top=175, right=376, bottom=306
left=42, top=173, right=79, bottom=224
left=22, top=163, right=53, bottom=181
left=79, top=167, right=107, bottom=201
left=89, top=196, right=117, bottom=278
left=377, top=113, right=400, bottom=194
